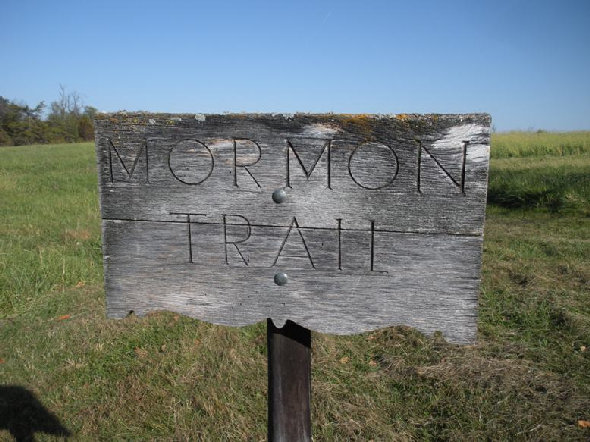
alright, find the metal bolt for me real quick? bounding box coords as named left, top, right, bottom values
left=274, top=272, right=288, bottom=286
left=272, top=188, right=287, bottom=203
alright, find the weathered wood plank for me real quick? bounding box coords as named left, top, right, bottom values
left=95, top=113, right=490, bottom=343
left=102, top=218, right=481, bottom=343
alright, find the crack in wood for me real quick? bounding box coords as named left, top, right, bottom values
left=106, top=216, right=482, bottom=237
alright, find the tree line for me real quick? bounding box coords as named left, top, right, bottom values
left=0, top=87, right=97, bottom=146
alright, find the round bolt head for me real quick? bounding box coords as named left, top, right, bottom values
left=274, top=272, right=288, bottom=286
left=272, top=188, right=287, bottom=203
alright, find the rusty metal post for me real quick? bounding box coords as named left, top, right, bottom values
left=267, top=319, right=312, bottom=442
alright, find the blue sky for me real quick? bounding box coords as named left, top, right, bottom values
left=1, top=0, right=589, bottom=131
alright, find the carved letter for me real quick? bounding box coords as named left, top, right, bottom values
left=273, top=217, right=315, bottom=268
left=368, top=220, right=386, bottom=274
left=348, top=142, right=398, bottom=190
left=168, top=140, right=214, bottom=185
left=233, top=139, right=261, bottom=188
left=105, top=137, right=148, bottom=183
left=286, top=139, right=332, bottom=189
left=223, top=215, right=252, bottom=266
left=171, top=212, right=207, bottom=263
left=417, top=140, right=468, bottom=194
left=370, top=220, right=375, bottom=272
left=337, top=218, right=342, bottom=271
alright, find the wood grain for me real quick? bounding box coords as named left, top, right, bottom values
left=267, top=319, right=312, bottom=442
left=95, top=113, right=490, bottom=343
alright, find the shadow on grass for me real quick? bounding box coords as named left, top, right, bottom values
left=0, top=386, right=70, bottom=441
left=487, top=169, right=588, bottom=212
left=487, top=186, right=564, bottom=211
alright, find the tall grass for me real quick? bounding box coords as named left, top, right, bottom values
left=491, top=130, right=590, bottom=158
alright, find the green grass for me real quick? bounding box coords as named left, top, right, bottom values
left=0, top=143, right=102, bottom=316
left=487, top=155, right=590, bottom=213
left=1, top=139, right=589, bottom=440
left=491, top=130, right=590, bottom=158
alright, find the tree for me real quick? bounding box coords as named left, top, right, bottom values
left=0, top=97, right=47, bottom=145
left=47, top=85, right=81, bottom=142
left=0, top=87, right=96, bottom=146
left=46, top=86, right=96, bottom=143
left=77, top=115, right=94, bottom=141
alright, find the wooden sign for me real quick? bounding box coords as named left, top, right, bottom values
left=95, top=113, right=490, bottom=343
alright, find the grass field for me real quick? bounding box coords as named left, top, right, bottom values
left=1, top=133, right=589, bottom=440
left=491, top=130, right=590, bottom=158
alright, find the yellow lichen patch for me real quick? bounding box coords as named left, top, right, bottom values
left=337, top=114, right=375, bottom=140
